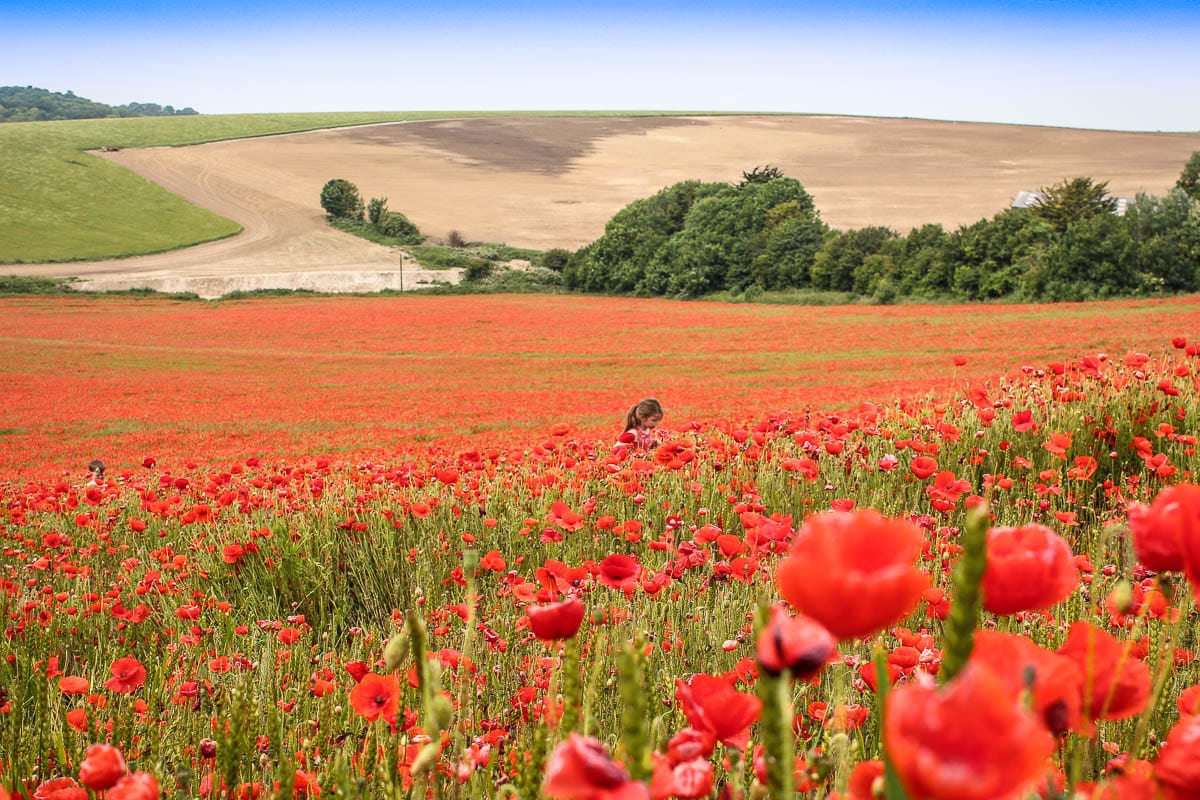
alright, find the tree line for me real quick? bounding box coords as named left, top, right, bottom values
left=0, top=86, right=198, bottom=123
left=560, top=157, right=1200, bottom=303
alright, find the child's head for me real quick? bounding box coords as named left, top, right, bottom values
left=87, top=459, right=106, bottom=480
left=626, top=398, right=664, bottom=431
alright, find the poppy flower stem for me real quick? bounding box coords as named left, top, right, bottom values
left=753, top=604, right=794, bottom=798
left=938, top=504, right=989, bottom=684
left=872, top=647, right=911, bottom=800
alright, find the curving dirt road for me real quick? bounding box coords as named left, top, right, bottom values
left=11, top=115, right=1200, bottom=296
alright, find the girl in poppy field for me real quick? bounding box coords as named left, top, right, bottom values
left=614, top=398, right=663, bottom=453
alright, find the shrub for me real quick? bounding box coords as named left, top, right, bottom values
left=540, top=248, right=572, bottom=273
left=378, top=211, right=422, bottom=244
left=319, top=179, right=364, bottom=220
left=447, top=230, right=467, bottom=248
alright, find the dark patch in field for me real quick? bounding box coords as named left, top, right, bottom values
left=330, top=116, right=698, bottom=175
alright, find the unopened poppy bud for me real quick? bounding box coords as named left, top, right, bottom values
left=1109, top=581, right=1135, bottom=614
left=383, top=629, right=410, bottom=672
left=410, top=742, right=441, bottom=776
left=429, top=693, right=454, bottom=733
left=756, top=607, right=836, bottom=679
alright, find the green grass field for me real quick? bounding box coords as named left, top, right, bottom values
left=0, top=111, right=717, bottom=264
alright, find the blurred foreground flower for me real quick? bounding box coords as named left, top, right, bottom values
left=885, top=664, right=1055, bottom=800
left=543, top=733, right=648, bottom=800
left=777, top=509, right=927, bottom=640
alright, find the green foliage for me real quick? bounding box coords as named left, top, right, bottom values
left=572, top=167, right=1200, bottom=304
left=319, top=179, right=365, bottom=220
left=568, top=173, right=824, bottom=298
left=378, top=212, right=422, bottom=244
left=1176, top=151, right=1200, bottom=202
left=0, top=85, right=197, bottom=123
left=1030, top=176, right=1118, bottom=232
left=0, top=274, right=75, bottom=294
left=738, top=164, right=786, bottom=187
left=367, top=197, right=388, bottom=226
left=539, top=248, right=572, bottom=273
left=464, top=260, right=495, bottom=282
left=810, top=226, right=896, bottom=292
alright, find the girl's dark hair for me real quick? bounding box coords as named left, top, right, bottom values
left=624, top=398, right=664, bottom=431
left=87, top=459, right=106, bottom=478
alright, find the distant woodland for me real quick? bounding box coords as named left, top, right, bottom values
left=0, top=86, right=198, bottom=122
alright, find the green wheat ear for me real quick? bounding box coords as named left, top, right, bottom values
left=753, top=602, right=794, bottom=799
left=617, top=634, right=652, bottom=782
left=938, top=503, right=990, bottom=684
left=558, top=632, right=585, bottom=735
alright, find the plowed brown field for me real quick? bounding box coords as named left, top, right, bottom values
left=12, top=115, right=1200, bottom=294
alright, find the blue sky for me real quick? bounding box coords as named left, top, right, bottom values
left=4, top=0, right=1199, bottom=131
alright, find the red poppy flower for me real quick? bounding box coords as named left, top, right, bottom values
left=108, top=773, right=159, bottom=800
left=1012, top=409, right=1037, bottom=432
left=526, top=599, right=586, bottom=640
left=755, top=606, right=836, bottom=680
left=885, top=665, right=1055, bottom=800
left=847, top=761, right=884, bottom=800
left=348, top=672, right=400, bottom=724
left=79, top=744, right=127, bottom=791
left=597, top=554, right=641, bottom=591
left=982, top=524, right=1077, bottom=615
left=222, top=543, right=247, bottom=564
left=665, top=728, right=716, bottom=765
left=58, top=676, right=90, bottom=695
left=104, top=657, right=147, bottom=694
left=543, top=733, right=647, bottom=800
left=1129, top=484, right=1200, bottom=575
left=910, top=456, right=939, bottom=479
left=1057, top=621, right=1151, bottom=726
left=776, top=510, right=927, bottom=640
left=66, top=708, right=88, bottom=732
left=1155, top=715, right=1200, bottom=799
left=35, top=778, right=88, bottom=800
left=674, top=674, right=762, bottom=750
left=970, top=631, right=1082, bottom=735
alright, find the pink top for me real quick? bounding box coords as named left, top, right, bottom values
left=613, top=427, right=656, bottom=454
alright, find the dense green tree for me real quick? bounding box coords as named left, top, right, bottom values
left=1176, top=151, right=1200, bottom=202
left=945, top=211, right=1054, bottom=299
left=1032, top=213, right=1137, bottom=300
left=1030, top=176, right=1118, bottom=232
left=1124, top=190, right=1200, bottom=291
left=0, top=86, right=196, bottom=122
left=809, top=226, right=897, bottom=292
left=567, top=180, right=728, bottom=293
left=319, top=179, right=365, bottom=220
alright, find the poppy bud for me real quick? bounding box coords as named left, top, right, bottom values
left=383, top=626, right=410, bottom=671
left=756, top=607, right=836, bottom=679
left=430, top=693, right=454, bottom=733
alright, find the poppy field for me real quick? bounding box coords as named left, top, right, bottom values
left=3, top=293, right=1200, bottom=800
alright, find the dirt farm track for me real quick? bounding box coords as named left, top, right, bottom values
left=13, top=115, right=1200, bottom=295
